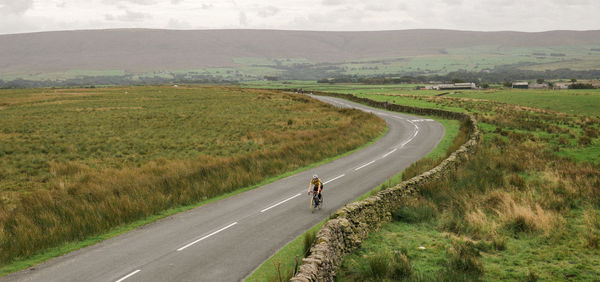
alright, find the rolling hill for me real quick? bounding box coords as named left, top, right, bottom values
left=1, top=29, right=600, bottom=80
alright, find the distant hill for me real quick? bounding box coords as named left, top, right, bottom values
left=1, top=29, right=600, bottom=80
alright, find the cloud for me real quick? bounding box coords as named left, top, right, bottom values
left=257, top=6, right=279, bottom=18
left=105, top=10, right=151, bottom=22
left=103, top=0, right=157, bottom=6
left=442, top=0, right=464, bottom=5
left=364, top=4, right=388, bottom=12
left=0, top=0, right=34, bottom=15
left=322, top=0, right=344, bottom=6
left=1, top=0, right=600, bottom=35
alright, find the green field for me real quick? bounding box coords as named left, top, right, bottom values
left=240, top=82, right=600, bottom=280
left=452, top=89, right=600, bottom=116
left=325, top=90, right=600, bottom=281
left=0, top=85, right=386, bottom=269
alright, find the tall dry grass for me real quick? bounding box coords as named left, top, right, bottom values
left=0, top=88, right=386, bottom=265
left=398, top=94, right=599, bottom=245
left=339, top=92, right=600, bottom=280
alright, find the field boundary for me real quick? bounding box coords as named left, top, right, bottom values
left=290, top=92, right=481, bottom=281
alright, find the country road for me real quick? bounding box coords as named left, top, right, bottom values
left=1, top=95, right=445, bottom=282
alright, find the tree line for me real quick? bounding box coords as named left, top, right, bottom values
left=318, top=69, right=600, bottom=85
left=1, top=67, right=600, bottom=89
left=0, top=75, right=239, bottom=89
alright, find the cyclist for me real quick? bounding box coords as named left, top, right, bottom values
left=308, top=174, right=323, bottom=203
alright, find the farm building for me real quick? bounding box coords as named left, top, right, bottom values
left=512, top=82, right=529, bottom=89
left=529, top=83, right=549, bottom=89
left=553, top=83, right=570, bottom=89
left=433, top=82, right=476, bottom=90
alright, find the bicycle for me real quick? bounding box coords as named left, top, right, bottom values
left=309, top=191, right=323, bottom=213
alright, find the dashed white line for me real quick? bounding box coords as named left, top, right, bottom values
left=381, top=148, right=398, bottom=159
left=323, top=174, right=345, bottom=184
left=177, top=222, right=238, bottom=251
left=354, top=160, right=376, bottom=171
left=115, top=270, right=141, bottom=282
left=260, top=193, right=302, bottom=213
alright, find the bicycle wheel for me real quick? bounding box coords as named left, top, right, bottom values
left=310, top=196, right=314, bottom=213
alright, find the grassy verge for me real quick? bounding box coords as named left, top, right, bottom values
left=337, top=91, right=600, bottom=281
left=245, top=220, right=327, bottom=282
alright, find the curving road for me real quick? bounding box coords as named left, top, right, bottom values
left=1, top=95, right=444, bottom=282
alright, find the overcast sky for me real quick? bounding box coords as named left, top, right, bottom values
left=0, top=0, right=599, bottom=35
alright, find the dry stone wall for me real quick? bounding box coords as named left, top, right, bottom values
left=291, top=92, right=481, bottom=282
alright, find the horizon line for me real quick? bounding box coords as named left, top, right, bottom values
left=2, top=27, right=599, bottom=36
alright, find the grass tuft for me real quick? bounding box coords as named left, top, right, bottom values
left=303, top=230, right=316, bottom=258
left=445, top=240, right=484, bottom=277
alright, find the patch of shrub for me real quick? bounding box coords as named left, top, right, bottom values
left=366, top=252, right=391, bottom=279
left=439, top=212, right=467, bottom=235
left=526, top=269, right=539, bottom=282
left=508, top=174, right=527, bottom=190
left=583, top=208, right=600, bottom=249
left=268, top=260, right=294, bottom=282
left=505, top=214, right=534, bottom=234
left=491, top=236, right=507, bottom=251
left=568, top=83, right=595, bottom=89
left=446, top=240, right=484, bottom=275
left=577, top=135, right=592, bottom=146
left=359, top=250, right=414, bottom=280
left=496, top=194, right=562, bottom=237
left=557, top=136, right=570, bottom=146
left=402, top=157, right=440, bottom=181
left=392, top=200, right=438, bottom=223
left=391, top=252, right=413, bottom=280
left=584, top=127, right=599, bottom=138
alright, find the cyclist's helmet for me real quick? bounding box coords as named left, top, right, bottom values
left=313, top=174, right=318, bottom=179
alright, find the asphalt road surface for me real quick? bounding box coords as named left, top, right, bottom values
left=2, top=95, right=445, bottom=282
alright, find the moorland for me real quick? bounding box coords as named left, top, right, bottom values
left=240, top=82, right=600, bottom=281
left=0, top=85, right=385, bottom=273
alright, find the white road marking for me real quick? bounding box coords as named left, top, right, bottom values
left=115, top=270, right=141, bottom=282
left=177, top=222, right=238, bottom=251
left=260, top=193, right=302, bottom=213
left=381, top=148, right=398, bottom=158
left=354, top=160, right=376, bottom=171
left=323, top=174, right=345, bottom=184
left=398, top=120, right=420, bottom=148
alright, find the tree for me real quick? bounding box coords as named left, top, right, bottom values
left=568, top=83, right=594, bottom=89
left=571, top=78, right=577, bottom=83
left=536, top=78, right=545, bottom=84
